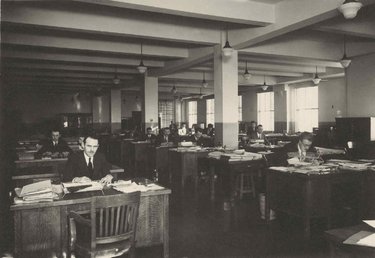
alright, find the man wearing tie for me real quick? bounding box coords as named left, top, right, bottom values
left=37, top=129, right=72, bottom=156
left=283, top=132, right=317, bottom=162
left=63, top=135, right=113, bottom=184
left=250, top=125, right=269, bottom=144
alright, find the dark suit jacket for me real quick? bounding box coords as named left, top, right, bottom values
left=63, top=151, right=111, bottom=182
left=142, top=134, right=157, bottom=143
left=155, top=134, right=177, bottom=146
left=249, top=132, right=269, bottom=144
left=37, top=139, right=72, bottom=154
left=282, top=142, right=317, bottom=164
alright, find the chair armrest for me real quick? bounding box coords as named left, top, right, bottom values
left=69, top=211, right=91, bottom=226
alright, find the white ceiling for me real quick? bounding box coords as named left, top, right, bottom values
left=2, top=0, right=375, bottom=94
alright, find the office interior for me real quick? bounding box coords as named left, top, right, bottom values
left=1, top=0, right=375, bottom=257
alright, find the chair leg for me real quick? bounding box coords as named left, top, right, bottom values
left=129, top=246, right=136, bottom=258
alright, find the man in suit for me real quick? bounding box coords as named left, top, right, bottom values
left=156, top=127, right=176, bottom=146
left=247, top=121, right=257, bottom=139
left=204, top=123, right=215, bottom=137
left=250, top=125, right=269, bottom=144
left=283, top=132, right=318, bottom=162
left=142, top=127, right=157, bottom=143
left=63, top=135, right=113, bottom=183
left=37, top=129, right=72, bottom=156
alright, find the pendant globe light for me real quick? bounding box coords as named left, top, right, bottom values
left=137, top=43, right=147, bottom=73
left=340, top=36, right=351, bottom=68
left=338, top=0, right=363, bottom=19
left=243, top=61, right=251, bottom=80
left=312, top=66, right=322, bottom=85
left=261, top=75, right=268, bottom=91
left=113, top=67, right=120, bottom=85
left=222, top=30, right=233, bottom=57
left=202, top=72, right=208, bottom=88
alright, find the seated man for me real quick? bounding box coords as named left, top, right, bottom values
left=37, top=129, right=72, bottom=157
left=156, top=127, right=176, bottom=146
left=247, top=121, right=257, bottom=139
left=191, top=128, right=213, bottom=147
left=204, top=123, right=215, bottom=137
left=283, top=132, right=318, bottom=163
left=249, top=125, right=269, bottom=144
left=142, top=127, right=157, bottom=143
left=63, top=135, right=113, bottom=184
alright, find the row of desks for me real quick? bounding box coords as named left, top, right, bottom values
left=11, top=187, right=171, bottom=258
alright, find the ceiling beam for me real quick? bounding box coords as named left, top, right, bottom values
left=2, top=2, right=221, bottom=45
left=276, top=72, right=345, bottom=85
left=239, top=61, right=326, bottom=74
left=149, top=46, right=213, bottom=77
left=72, top=0, right=275, bottom=26
left=3, top=62, right=139, bottom=74
left=2, top=31, right=189, bottom=59
left=229, top=0, right=344, bottom=49
left=5, top=70, right=133, bottom=80
left=2, top=48, right=165, bottom=67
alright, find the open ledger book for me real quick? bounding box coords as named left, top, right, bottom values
left=344, top=220, right=375, bottom=248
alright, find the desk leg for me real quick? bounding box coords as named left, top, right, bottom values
left=163, top=194, right=169, bottom=258
left=265, top=171, right=271, bottom=223
left=209, top=163, right=215, bottom=201
left=304, top=181, right=312, bottom=240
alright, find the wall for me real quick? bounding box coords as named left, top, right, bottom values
left=347, top=53, right=375, bottom=117
left=12, top=91, right=92, bottom=124
left=121, top=91, right=141, bottom=118
left=318, top=77, right=346, bottom=125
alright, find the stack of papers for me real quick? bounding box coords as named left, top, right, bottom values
left=344, top=221, right=375, bottom=248
left=15, top=180, right=55, bottom=203
left=315, top=147, right=345, bottom=155
left=338, top=161, right=372, bottom=171
left=62, top=181, right=103, bottom=193
left=114, top=182, right=164, bottom=193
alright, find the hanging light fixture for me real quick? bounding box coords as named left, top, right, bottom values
left=171, top=85, right=177, bottom=94
left=222, top=30, right=233, bottom=57
left=202, top=72, right=208, bottom=88
left=113, top=67, right=120, bottom=85
left=338, top=0, right=363, bottom=19
left=137, top=43, right=147, bottom=73
left=312, top=66, right=322, bottom=85
left=340, top=36, right=351, bottom=68
left=243, top=61, right=251, bottom=80
left=261, top=75, right=268, bottom=91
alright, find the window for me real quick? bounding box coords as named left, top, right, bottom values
left=238, top=95, right=242, bottom=122
left=295, top=86, right=318, bottom=132
left=188, top=101, right=197, bottom=127
left=158, top=100, right=174, bottom=128
left=257, top=92, right=274, bottom=131
left=206, top=99, right=214, bottom=125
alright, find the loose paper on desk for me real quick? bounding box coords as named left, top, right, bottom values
left=343, top=231, right=375, bottom=247
left=20, top=180, right=52, bottom=197
left=363, top=220, right=375, bottom=229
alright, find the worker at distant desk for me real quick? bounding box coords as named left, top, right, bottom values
left=156, top=127, right=176, bottom=146
left=249, top=125, right=269, bottom=145
left=63, top=135, right=113, bottom=184
left=37, top=129, right=72, bottom=157
left=283, top=132, right=319, bottom=164
left=142, top=127, right=157, bottom=143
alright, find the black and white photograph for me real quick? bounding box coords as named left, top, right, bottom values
left=1, top=0, right=375, bottom=257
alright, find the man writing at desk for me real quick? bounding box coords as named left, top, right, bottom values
left=283, top=132, right=319, bottom=164
left=63, top=135, right=113, bottom=184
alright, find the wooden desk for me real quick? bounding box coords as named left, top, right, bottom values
left=15, top=158, right=67, bottom=175
left=13, top=158, right=124, bottom=186
left=325, top=224, right=375, bottom=257
left=130, top=141, right=152, bottom=177
left=168, top=148, right=210, bottom=196
left=266, top=168, right=368, bottom=239
left=148, top=146, right=173, bottom=186
left=11, top=188, right=171, bottom=258
left=207, top=157, right=264, bottom=200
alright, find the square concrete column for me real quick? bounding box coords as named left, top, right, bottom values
left=213, top=45, right=238, bottom=149
left=110, top=89, right=122, bottom=133
left=142, top=76, right=159, bottom=131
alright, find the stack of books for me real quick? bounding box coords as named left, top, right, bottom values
left=15, top=180, right=54, bottom=203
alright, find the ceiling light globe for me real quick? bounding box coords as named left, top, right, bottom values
left=338, top=1, right=363, bottom=19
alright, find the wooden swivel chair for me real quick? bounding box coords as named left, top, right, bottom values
left=69, top=192, right=141, bottom=258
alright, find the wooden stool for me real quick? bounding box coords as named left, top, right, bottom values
left=235, top=171, right=256, bottom=199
